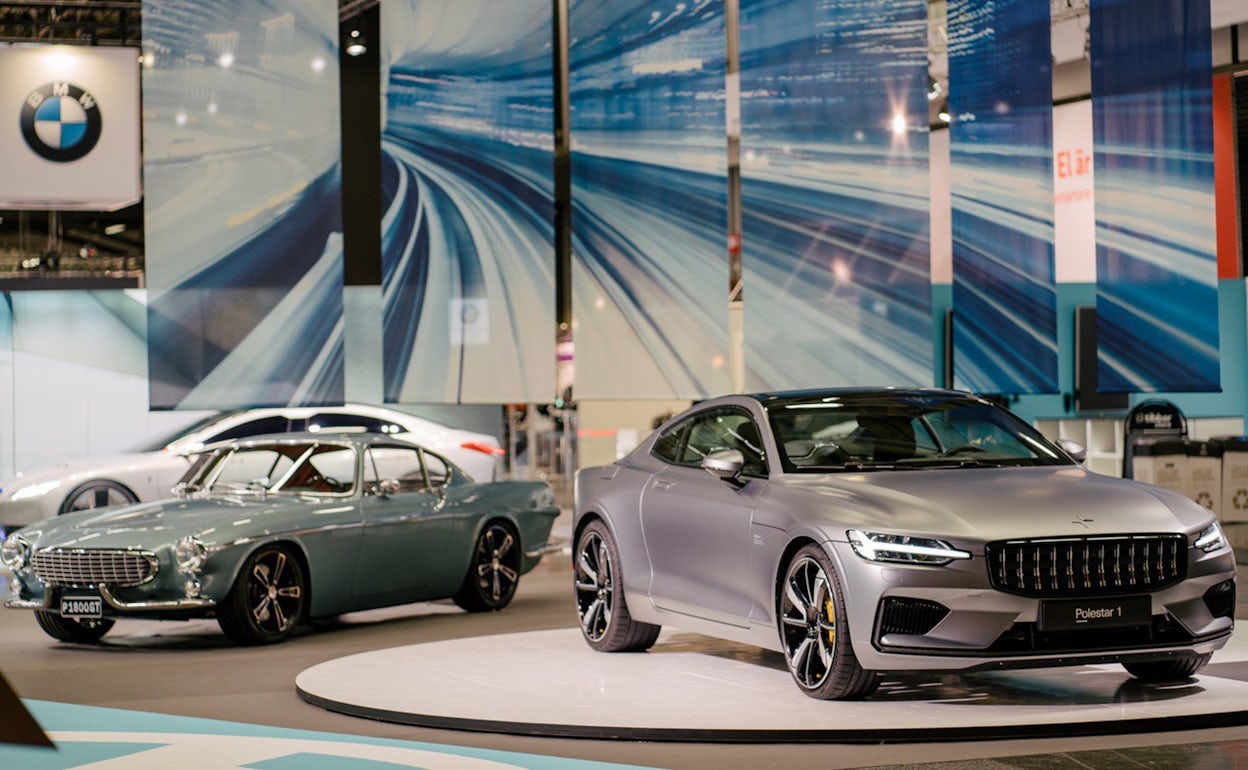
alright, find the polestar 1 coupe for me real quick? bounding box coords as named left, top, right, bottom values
left=3, top=433, right=559, bottom=645
left=572, top=389, right=1236, bottom=699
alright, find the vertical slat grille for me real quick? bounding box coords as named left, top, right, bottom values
left=32, top=548, right=157, bottom=587
left=985, top=535, right=1185, bottom=597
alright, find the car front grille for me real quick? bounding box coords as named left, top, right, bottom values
left=985, top=535, right=1186, bottom=598
left=32, top=548, right=158, bottom=587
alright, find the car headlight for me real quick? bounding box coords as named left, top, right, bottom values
left=10, top=480, right=61, bottom=502
left=1, top=533, right=31, bottom=571
left=1195, top=521, right=1227, bottom=553
left=847, top=529, right=972, bottom=565
left=174, top=535, right=208, bottom=573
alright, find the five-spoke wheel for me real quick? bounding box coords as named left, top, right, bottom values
left=574, top=519, right=659, bottom=652
left=454, top=521, right=521, bottom=612
left=779, top=544, right=878, bottom=699
left=217, top=544, right=306, bottom=644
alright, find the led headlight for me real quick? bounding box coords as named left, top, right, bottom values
left=1195, top=521, right=1227, bottom=553
left=174, top=535, right=208, bottom=573
left=1, top=533, right=31, bottom=571
left=10, top=480, right=61, bottom=502
left=847, top=529, right=971, bottom=565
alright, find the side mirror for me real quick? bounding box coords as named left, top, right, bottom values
left=702, top=449, right=746, bottom=488
left=371, top=478, right=401, bottom=497
left=1057, top=439, right=1087, bottom=464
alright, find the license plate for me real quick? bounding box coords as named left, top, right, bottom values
left=60, top=595, right=102, bottom=619
left=1040, top=595, right=1151, bottom=632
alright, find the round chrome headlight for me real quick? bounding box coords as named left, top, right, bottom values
left=1, top=533, right=31, bottom=571
left=174, top=535, right=208, bottom=573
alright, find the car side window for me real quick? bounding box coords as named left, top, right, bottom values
left=365, top=446, right=428, bottom=493
left=651, top=420, right=688, bottom=463
left=674, top=409, right=767, bottom=476
left=422, top=451, right=450, bottom=488
left=209, top=416, right=290, bottom=443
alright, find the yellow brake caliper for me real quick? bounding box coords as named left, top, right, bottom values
left=826, top=595, right=836, bottom=646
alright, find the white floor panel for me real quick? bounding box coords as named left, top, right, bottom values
left=296, top=628, right=1248, bottom=741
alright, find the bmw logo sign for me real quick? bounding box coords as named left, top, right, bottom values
left=20, top=82, right=103, bottom=163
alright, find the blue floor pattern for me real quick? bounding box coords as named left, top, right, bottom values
left=2, top=700, right=656, bottom=770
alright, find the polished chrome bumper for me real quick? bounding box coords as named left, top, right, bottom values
left=5, top=587, right=215, bottom=612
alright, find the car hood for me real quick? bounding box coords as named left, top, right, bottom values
left=775, top=465, right=1211, bottom=544
left=15, top=494, right=330, bottom=551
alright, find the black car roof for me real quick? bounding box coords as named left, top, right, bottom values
left=745, top=387, right=982, bottom=407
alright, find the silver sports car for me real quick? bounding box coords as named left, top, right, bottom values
left=572, top=389, right=1236, bottom=699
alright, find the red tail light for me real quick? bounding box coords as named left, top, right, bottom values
left=461, top=441, right=505, bottom=457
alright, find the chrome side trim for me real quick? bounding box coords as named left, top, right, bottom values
left=210, top=520, right=366, bottom=553
left=98, top=584, right=216, bottom=611
left=4, top=599, right=43, bottom=610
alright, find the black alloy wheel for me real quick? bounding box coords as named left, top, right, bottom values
left=217, top=544, right=306, bottom=644
left=574, top=519, right=660, bottom=652
left=59, top=480, right=138, bottom=514
left=454, top=521, right=521, bottom=612
left=778, top=544, right=878, bottom=699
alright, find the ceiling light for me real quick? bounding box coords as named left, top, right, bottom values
left=345, top=27, right=366, bottom=57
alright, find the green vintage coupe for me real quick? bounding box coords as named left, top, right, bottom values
left=1, top=433, right=561, bottom=644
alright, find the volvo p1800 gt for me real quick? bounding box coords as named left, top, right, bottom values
left=4, top=433, right=558, bottom=645
left=572, top=389, right=1236, bottom=699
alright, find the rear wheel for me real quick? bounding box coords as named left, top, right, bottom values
left=574, top=519, right=660, bottom=652
left=59, top=480, right=138, bottom=514
left=778, top=544, right=878, bottom=699
left=34, top=610, right=114, bottom=644
left=453, top=521, right=522, bottom=612
left=1123, top=654, right=1211, bottom=681
left=216, top=544, right=306, bottom=645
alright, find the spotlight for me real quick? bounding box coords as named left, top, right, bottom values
left=345, top=26, right=366, bottom=57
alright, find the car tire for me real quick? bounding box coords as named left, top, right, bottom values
left=1123, top=653, right=1211, bottom=682
left=34, top=610, right=114, bottom=644
left=574, top=518, right=660, bottom=652
left=216, top=544, right=307, bottom=645
left=58, top=480, right=138, bottom=514
left=778, top=544, right=879, bottom=700
left=453, top=521, right=522, bottom=612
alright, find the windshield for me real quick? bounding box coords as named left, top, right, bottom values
left=766, top=395, right=1071, bottom=473
left=184, top=441, right=357, bottom=495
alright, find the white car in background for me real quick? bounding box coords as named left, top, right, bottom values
left=0, top=404, right=504, bottom=528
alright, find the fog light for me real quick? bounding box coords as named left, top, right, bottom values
left=1203, top=579, right=1236, bottom=619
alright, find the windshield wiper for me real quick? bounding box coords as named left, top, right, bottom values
left=829, top=462, right=915, bottom=472
left=912, top=459, right=1006, bottom=469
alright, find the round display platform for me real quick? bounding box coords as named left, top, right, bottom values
left=296, top=628, right=1248, bottom=743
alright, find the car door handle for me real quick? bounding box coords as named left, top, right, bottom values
left=653, top=478, right=675, bottom=491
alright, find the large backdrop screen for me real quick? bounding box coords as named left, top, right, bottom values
left=380, top=0, right=556, bottom=404
left=143, top=0, right=344, bottom=409
left=739, top=0, right=931, bottom=390
left=947, top=0, right=1057, bottom=394
left=569, top=0, right=731, bottom=400
left=1091, top=0, right=1219, bottom=393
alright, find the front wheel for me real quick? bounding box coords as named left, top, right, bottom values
left=453, top=521, right=521, bottom=612
left=59, top=480, right=138, bottom=514
left=1123, top=654, right=1210, bottom=681
left=778, top=544, right=878, bottom=699
left=216, top=544, right=306, bottom=645
left=574, top=519, right=660, bottom=652
left=34, top=610, right=114, bottom=644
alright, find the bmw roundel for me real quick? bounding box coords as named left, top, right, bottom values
left=20, top=82, right=103, bottom=162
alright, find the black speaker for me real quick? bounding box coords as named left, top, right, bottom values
left=1074, top=306, right=1129, bottom=412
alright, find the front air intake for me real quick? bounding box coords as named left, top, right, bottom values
left=878, top=597, right=949, bottom=636
left=985, top=535, right=1186, bottom=598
